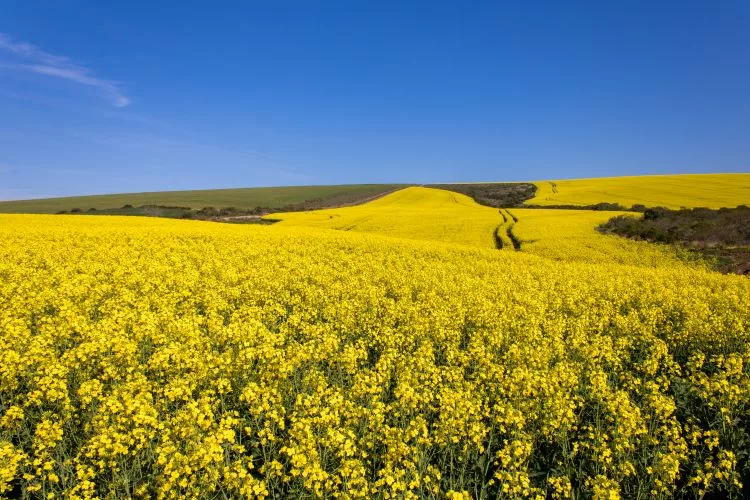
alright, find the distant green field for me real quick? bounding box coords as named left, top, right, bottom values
left=0, top=185, right=405, bottom=214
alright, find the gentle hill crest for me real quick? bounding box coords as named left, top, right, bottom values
left=529, top=173, right=750, bottom=209
left=0, top=184, right=405, bottom=214
left=0, top=173, right=746, bottom=215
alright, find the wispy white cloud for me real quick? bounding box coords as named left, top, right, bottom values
left=0, top=32, right=130, bottom=107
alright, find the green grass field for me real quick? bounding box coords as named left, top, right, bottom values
left=0, top=184, right=405, bottom=213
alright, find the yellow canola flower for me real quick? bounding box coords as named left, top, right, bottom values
left=0, top=211, right=748, bottom=498
left=0, top=441, right=26, bottom=494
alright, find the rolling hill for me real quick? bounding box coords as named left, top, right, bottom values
left=529, top=173, right=750, bottom=209
left=0, top=184, right=404, bottom=214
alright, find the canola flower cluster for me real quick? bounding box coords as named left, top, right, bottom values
left=1, top=214, right=750, bottom=499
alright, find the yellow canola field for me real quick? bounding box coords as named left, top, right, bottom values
left=510, top=209, right=697, bottom=267
left=273, top=186, right=704, bottom=268
left=529, top=173, right=750, bottom=209
left=268, top=186, right=502, bottom=249
left=2, top=214, right=750, bottom=499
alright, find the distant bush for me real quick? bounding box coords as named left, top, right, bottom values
left=589, top=202, right=627, bottom=211
left=524, top=202, right=629, bottom=211
left=643, top=207, right=670, bottom=220
left=600, top=205, right=750, bottom=247
left=432, top=183, right=537, bottom=208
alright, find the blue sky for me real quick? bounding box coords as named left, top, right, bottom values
left=0, top=1, right=748, bottom=200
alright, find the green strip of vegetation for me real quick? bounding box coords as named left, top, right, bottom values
left=599, top=206, right=750, bottom=274
left=0, top=184, right=406, bottom=214
left=430, top=183, right=537, bottom=208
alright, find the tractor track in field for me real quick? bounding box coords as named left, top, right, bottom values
left=495, top=209, right=521, bottom=251
left=497, top=209, right=521, bottom=251
left=493, top=227, right=505, bottom=249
